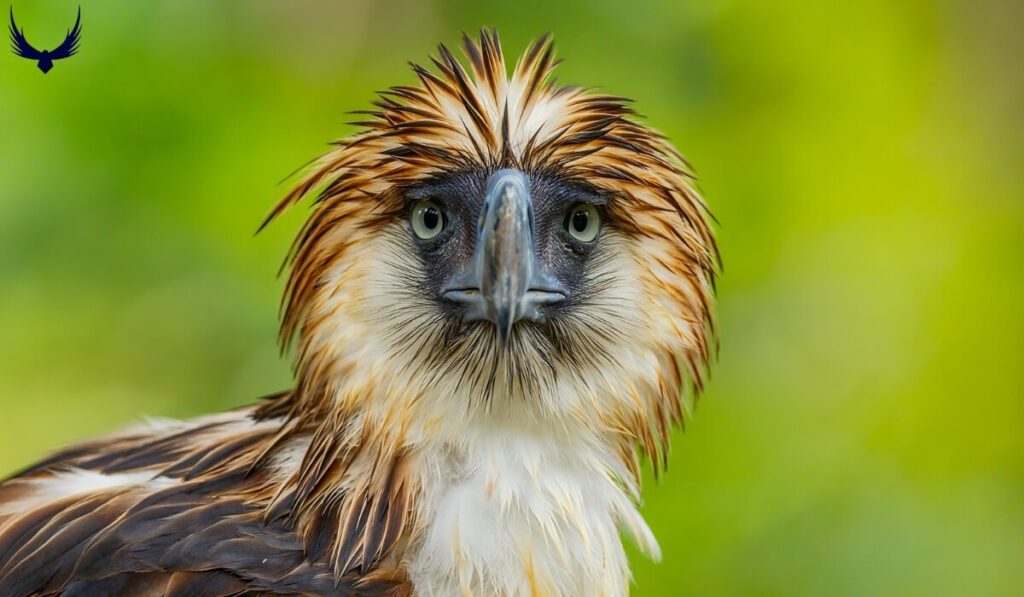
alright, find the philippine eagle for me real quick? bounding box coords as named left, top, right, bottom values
left=0, top=31, right=717, bottom=597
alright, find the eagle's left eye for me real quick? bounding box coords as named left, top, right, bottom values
left=411, top=200, right=446, bottom=240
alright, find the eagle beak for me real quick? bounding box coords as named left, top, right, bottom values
left=443, top=169, right=567, bottom=343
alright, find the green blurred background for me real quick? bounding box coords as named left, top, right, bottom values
left=1, top=1, right=1020, bottom=595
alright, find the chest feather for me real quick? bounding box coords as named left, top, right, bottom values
left=403, top=431, right=654, bottom=597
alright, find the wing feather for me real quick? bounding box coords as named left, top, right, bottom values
left=50, top=6, right=81, bottom=59
left=8, top=7, right=41, bottom=59
left=164, top=571, right=249, bottom=597
left=0, top=406, right=411, bottom=596
left=62, top=572, right=169, bottom=597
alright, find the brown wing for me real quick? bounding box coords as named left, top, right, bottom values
left=0, top=407, right=410, bottom=597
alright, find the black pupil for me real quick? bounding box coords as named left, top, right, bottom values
left=571, top=209, right=589, bottom=233
left=423, top=207, right=440, bottom=230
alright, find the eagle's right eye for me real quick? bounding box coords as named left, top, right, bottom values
left=411, top=200, right=445, bottom=240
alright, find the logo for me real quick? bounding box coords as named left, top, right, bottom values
left=9, top=6, right=81, bottom=73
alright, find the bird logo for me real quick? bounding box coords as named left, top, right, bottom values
left=8, top=6, right=81, bottom=73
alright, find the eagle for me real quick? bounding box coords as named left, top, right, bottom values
left=0, top=31, right=717, bottom=596
left=8, top=6, right=81, bottom=74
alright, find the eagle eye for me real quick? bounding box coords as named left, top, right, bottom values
left=411, top=200, right=445, bottom=240
left=565, top=204, right=600, bottom=243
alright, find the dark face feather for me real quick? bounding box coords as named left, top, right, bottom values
left=406, top=168, right=605, bottom=328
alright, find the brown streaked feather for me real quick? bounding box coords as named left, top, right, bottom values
left=0, top=407, right=411, bottom=596
left=164, top=571, right=248, bottom=597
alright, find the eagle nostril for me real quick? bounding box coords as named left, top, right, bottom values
left=525, top=288, right=568, bottom=308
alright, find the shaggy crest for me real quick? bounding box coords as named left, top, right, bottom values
left=264, top=29, right=717, bottom=447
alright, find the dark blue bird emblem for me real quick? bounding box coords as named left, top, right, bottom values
left=9, top=6, right=81, bottom=73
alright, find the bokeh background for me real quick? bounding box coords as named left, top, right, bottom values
left=1, top=1, right=1020, bottom=595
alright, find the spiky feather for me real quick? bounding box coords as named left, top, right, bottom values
left=265, top=28, right=716, bottom=472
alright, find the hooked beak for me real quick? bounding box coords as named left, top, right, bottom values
left=442, top=169, right=567, bottom=342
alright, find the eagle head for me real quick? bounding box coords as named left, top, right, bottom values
left=264, top=30, right=717, bottom=466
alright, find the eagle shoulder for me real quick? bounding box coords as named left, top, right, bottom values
left=0, top=408, right=411, bottom=597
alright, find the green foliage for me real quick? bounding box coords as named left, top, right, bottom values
left=1, top=1, right=1020, bottom=595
